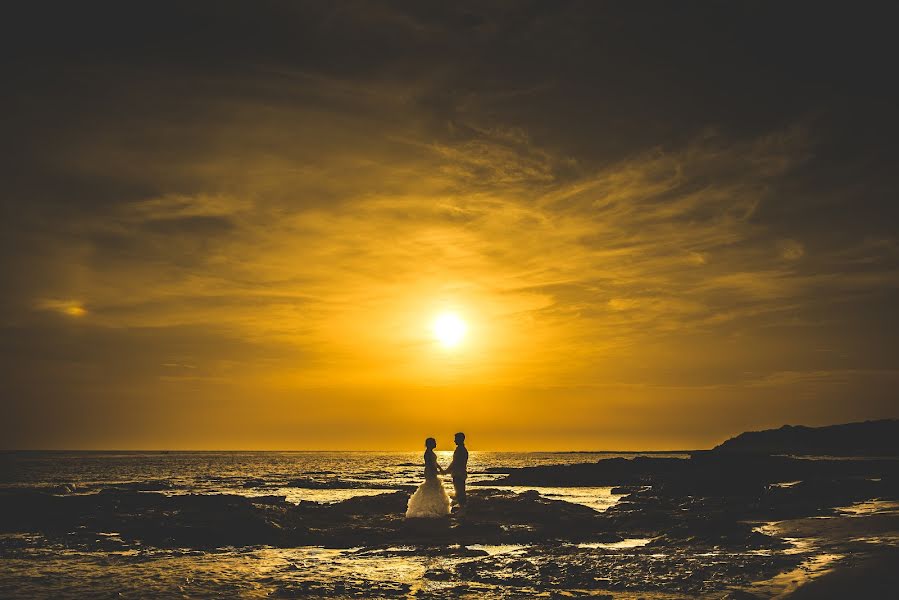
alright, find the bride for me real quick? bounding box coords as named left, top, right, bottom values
left=405, top=437, right=451, bottom=518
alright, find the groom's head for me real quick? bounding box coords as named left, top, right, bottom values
left=454, top=432, right=465, bottom=445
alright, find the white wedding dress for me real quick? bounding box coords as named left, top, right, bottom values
left=405, top=450, right=451, bottom=518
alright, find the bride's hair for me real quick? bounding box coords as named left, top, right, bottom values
left=425, top=437, right=436, bottom=449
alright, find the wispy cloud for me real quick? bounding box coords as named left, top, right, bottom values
left=19, top=110, right=895, bottom=393
left=4, top=1, right=899, bottom=448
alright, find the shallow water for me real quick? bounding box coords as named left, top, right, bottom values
left=488, top=485, right=626, bottom=511
left=836, top=499, right=899, bottom=516
left=3, top=451, right=891, bottom=598
left=0, top=450, right=684, bottom=504
left=0, top=534, right=816, bottom=599
left=0, top=451, right=681, bottom=597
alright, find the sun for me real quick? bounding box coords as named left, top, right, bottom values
left=432, top=312, right=467, bottom=348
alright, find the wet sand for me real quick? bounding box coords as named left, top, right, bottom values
left=765, top=501, right=899, bottom=599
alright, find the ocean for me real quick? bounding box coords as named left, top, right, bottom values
left=0, top=450, right=689, bottom=598
left=0, top=450, right=688, bottom=508
left=4, top=450, right=887, bottom=599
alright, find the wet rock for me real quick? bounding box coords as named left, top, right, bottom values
left=0, top=489, right=291, bottom=548
left=412, top=583, right=497, bottom=598
left=50, top=483, right=78, bottom=494
left=242, top=478, right=268, bottom=488
left=423, top=567, right=453, bottom=580
left=782, top=547, right=899, bottom=599
left=109, top=480, right=175, bottom=492
left=610, top=484, right=645, bottom=495
left=272, top=579, right=411, bottom=598
left=0, top=486, right=620, bottom=550
left=3, top=453, right=897, bottom=559
left=286, top=477, right=409, bottom=491
left=486, top=452, right=899, bottom=498
left=443, top=546, right=802, bottom=596
left=724, top=591, right=764, bottom=599
left=482, top=456, right=687, bottom=487
left=356, top=545, right=488, bottom=558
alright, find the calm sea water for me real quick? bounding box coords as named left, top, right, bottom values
left=0, top=450, right=689, bottom=508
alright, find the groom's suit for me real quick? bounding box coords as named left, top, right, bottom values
left=447, top=444, right=469, bottom=505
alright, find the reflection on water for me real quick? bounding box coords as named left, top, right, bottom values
left=466, top=544, right=529, bottom=556
left=770, top=480, right=802, bottom=489
left=0, top=451, right=677, bottom=597
left=1, top=450, right=688, bottom=503
left=849, top=535, right=899, bottom=546
left=4, top=451, right=893, bottom=598
left=750, top=552, right=844, bottom=598
left=0, top=543, right=432, bottom=599
left=240, top=487, right=392, bottom=504
left=836, top=499, right=899, bottom=516
left=0, top=523, right=871, bottom=599
left=488, top=486, right=625, bottom=512
left=578, top=538, right=653, bottom=549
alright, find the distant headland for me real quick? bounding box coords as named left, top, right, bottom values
left=711, top=419, right=899, bottom=456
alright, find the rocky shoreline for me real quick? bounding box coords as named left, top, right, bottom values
left=2, top=451, right=898, bottom=597
left=0, top=487, right=623, bottom=550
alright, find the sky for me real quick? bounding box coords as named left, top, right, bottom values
left=2, top=2, right=898, bottom=450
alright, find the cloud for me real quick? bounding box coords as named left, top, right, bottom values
left=3, top=2, right=899, bottom=448
left=13, top=115, right=897, bottom=389
left=778, top=239, right=805, bottom=261
left=36, top=299, right=87, bottom=317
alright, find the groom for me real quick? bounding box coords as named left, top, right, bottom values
left=446, top=432, right=469, bottom=506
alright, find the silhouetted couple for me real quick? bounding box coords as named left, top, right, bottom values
left=405, top=432, right=468, bottom=518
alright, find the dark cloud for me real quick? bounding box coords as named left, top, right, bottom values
left=2, top=2, right=898, bottom=449
left=140, top=215, right=236, bottom=235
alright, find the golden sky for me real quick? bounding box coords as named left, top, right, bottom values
left=2, top=2, right=898, bottom=449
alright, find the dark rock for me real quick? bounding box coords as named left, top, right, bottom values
left=724, top=591, right=764, bottom=599
left=480, top=456, right=687, bottom=487
left=486, top=451, right=899, bottom=502
left=109, top=480, right=175, bottom=492
left=423, top=568, right=454, bottom=580
left=3, top=444, right=897, bottom=561
left=50, top=483, right=78, bottom=494
left=272, top=579, right=411, bottom=597
left=610, top=484, right=645, bottom=495
left=354, top=545, right=487, bottom=558
left=712, top=419, right=899, bottom=456
left=286, top=477, right=404, bottom=490
left=0, top=486, right=617, bottom=550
